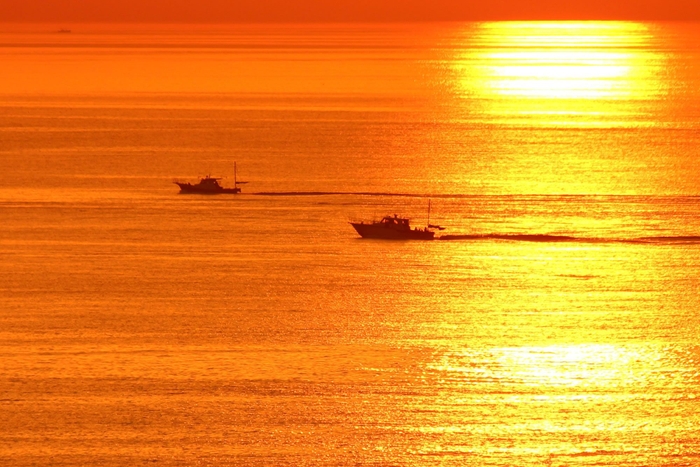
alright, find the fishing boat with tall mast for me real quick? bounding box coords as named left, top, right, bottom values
left=350, top=200, right=444, bottom=240
left=174, top=162, right=247, bottom=194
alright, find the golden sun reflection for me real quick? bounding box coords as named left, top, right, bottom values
left=493, top=344, right=642, bottom=388
left=452, top=22, right=667, bottom=126
left=430, top=344, right=660, bottom=390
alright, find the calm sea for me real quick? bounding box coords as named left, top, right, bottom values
left=1, top=22, right=700, bottom=466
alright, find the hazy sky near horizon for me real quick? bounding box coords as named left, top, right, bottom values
left=2, top=0, right=700, bottom=23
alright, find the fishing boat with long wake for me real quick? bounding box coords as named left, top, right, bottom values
left=350, top=201, right=444, bottom=240
left=174, top=162, right=247, bottom=194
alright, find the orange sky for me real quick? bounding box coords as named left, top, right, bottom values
left=1, top=0, right=699, bottom=22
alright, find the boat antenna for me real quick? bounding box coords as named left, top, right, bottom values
left=428, top=199, right=431, bottom=226
left=427, top=200, right=445, bottom=230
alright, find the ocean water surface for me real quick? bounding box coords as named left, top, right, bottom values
left=1, top=21, right=700, bottom=466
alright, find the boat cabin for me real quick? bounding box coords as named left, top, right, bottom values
left=380, top=215, right=411, bottom=230
left=197, top=176, right=223, bottom=187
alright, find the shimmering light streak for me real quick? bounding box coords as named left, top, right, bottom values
left=451, top=22, right=667, bottom=125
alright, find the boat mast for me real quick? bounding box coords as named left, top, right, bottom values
left=427, top=199, right=431, bottom=226
left=234, top=162, right=237, bottom=187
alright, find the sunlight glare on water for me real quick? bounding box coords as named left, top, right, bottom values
left=435, top=22, right=699, bottom=195
left=451, top=22, right=667, bottom=126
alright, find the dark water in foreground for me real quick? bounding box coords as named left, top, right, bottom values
left=1, top=22, right=700, bottom=466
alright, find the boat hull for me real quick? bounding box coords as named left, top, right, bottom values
left=175, top=182, right=241, bottom=194
left=350, top=222, right=435, bottom=240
